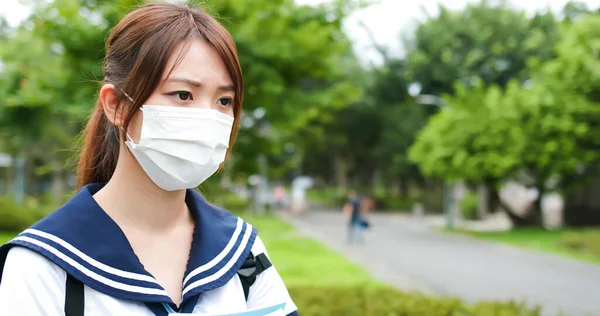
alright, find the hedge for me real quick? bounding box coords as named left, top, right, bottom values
left=289, top=286, right=542, bottom=316
left=0, top=195, right=48, bottom=231
left=561, top=230, right=600, bottom=257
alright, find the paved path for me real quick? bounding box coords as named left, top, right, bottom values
left=279, top=210, right=600, bottom=316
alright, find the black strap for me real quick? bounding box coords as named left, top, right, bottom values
left=237, top=252, right=272, bottom=301
left=65, top=274, right=85, bottom=316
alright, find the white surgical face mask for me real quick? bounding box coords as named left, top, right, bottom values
left=124, top=105, right=234, bottom=191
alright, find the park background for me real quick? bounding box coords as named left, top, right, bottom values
left=1, top=0, right=600, bottom=315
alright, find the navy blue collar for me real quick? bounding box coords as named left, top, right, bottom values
left=4, top=183, right=257, bottom=305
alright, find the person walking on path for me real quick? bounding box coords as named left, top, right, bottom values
left=343, top=191, right=368, bottom=244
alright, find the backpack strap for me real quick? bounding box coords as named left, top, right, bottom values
left=237, top=252, right=272, bottom=301
left=65, top=274, right=85, bottom=316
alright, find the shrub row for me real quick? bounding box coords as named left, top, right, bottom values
left=0, top=190, right=252, bottom=233
left=0, top=195, right=49, bottom=231
left=289, top=286, right=542, bottom=316
left=561, top=230, right=600, bottom=256
left=306, top=187, right=446, bottom=213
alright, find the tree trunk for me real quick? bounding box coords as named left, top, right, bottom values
left=4, top=162, right=14, bottom=194
left=563, top=166, right=600, bottom=226
left=13, top=149, right=27, bottom=205
left=333, top=155, right=349, bottom=195
left=486, top=181, right=540, bottom=227
left=533, top=191, right=544, bottom=218
left=390, top=180, right=400, bottom=196
left=477, top=183, right=489, bottom=218
left=51, top=160, right=65, bottom=206
left=399, top=179, right=409, bottom=199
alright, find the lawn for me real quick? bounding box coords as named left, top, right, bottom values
left=451, top=227, right=600, bottom=264
left=238, top=213, right=377, bottom=287
left=0, top=232, right=15, bottom=245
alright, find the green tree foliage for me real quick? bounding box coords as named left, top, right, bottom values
left=190, top=0, right=365, bottom=177
left=405, top=0, right=559, bottom=95
left=0, top=28, right=68, bottom=147
left=407, top=4, right=600, bottom=225
left=0, top=0, right=365, bottom=198
left=0, top=24, right=75, bottom=203
left=408, top=83, right=523, bottom=183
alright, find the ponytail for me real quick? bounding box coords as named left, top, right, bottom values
left=76, top=99, right=120, bottom=189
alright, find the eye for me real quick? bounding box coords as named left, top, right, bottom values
left=168, top=91, right=193, bottom=101
left=218, top=97, right=233, bottom=107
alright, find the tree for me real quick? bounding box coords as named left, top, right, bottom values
left=409, top=79, right=596, bottom=226
left=405, top=0, right=559, bottom=96
left=0, top=0, right=367, bottom=198
left=191, top=0, right=365, bottom=178
left=562, top=1, right=597, bottom=22
left=0, top=25, right=72, bottom=203
left=369, top=59, right=427, bottom=196
left=538, top=14, right=600, bottom=225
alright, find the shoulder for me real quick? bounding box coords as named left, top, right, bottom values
left=251, top=234, right=268, bottom=255
left=246, top=235, right=298, bottom=315
left=2, top=245, right=67, bottom=285
left=0, top=246, right=66, bottom=313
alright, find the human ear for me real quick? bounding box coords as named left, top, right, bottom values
left=99, top=84, right=126, bottom=127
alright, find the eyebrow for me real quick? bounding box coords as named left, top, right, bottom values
left=166, top=77, right=235, bottom=92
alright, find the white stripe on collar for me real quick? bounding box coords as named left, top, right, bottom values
left=11, top=236, right=169, bottom=296
left=182, top=217, right=244, bottom=286
left=22, top=229, right=158, bottom=284
left=182, top=221, right=253, bottom=296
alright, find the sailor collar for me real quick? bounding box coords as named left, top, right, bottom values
left=1, top=183, right=257, bottom=306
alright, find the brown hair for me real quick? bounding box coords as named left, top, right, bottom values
left=76, top=3, right=243, bottom=189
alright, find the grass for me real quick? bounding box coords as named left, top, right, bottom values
left=239, top=212, right=378, bottom=287
left=0, top=232, right=15, bottom=245
left=449, top=227, right=600, bottom=264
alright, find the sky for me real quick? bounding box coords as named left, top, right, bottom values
left=1, top=0, right=599, bottom=65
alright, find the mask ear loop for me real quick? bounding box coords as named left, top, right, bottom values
left=117, top=88, right=142, bottom=144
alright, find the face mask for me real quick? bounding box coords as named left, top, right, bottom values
left=124, top=105, right=234, bottom=191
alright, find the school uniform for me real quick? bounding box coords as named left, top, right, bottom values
left=0, top=183, right=299, bottom=316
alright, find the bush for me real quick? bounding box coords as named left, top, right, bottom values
left=460, top=192, right=479, bottom=220
left=211, top=192, right=250, bottom=212
left=289, top=286, right=542, bottom=316
left=376, top=196, right=417, bottom=212
left=0, top=195, right=48, bottom=231
left=561, top=230, right=600, bottom=256
left=306, top=188, right=344, bottom=207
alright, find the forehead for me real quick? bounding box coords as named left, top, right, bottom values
left=163, top=38, right=232, bottom=85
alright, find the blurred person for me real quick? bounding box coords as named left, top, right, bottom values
left=273, top=184, right=286, bottom=211
left=291, top=186, right=307, bottom=215
left=290, top=176, right=311, bottom=215
left=343, top=190, right=367, bottom=244
left=0, top=4, right=298, bottom=316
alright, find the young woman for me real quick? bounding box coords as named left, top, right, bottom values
left=0, top=3, right=298, bottom=315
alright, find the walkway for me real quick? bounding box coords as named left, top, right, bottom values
left=279, top=210, right=600, bottom=316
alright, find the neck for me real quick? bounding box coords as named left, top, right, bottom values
left=93, top=145, right=192, bottom=232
